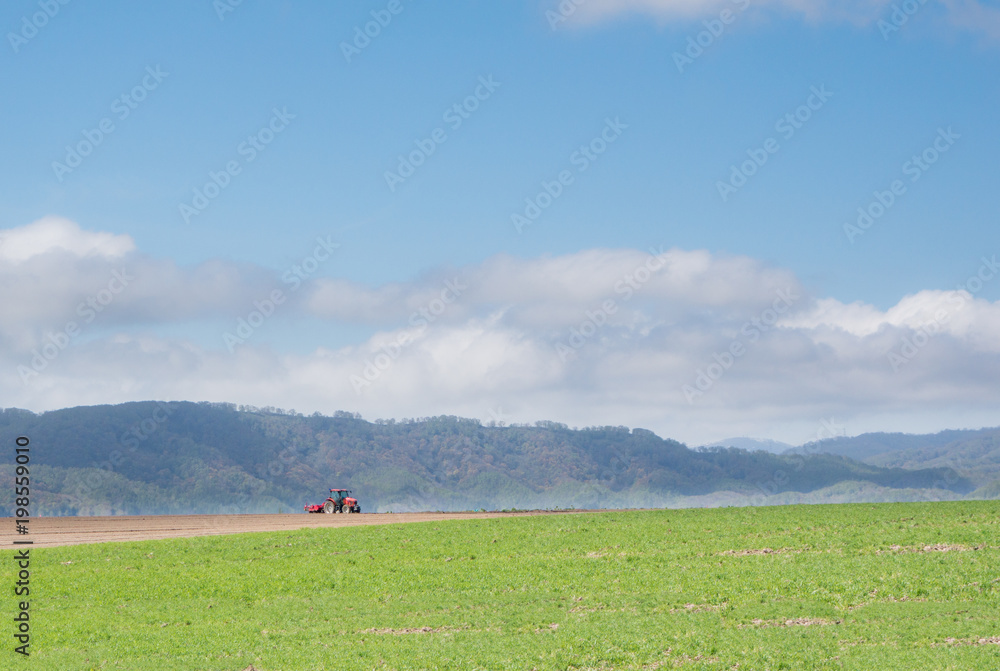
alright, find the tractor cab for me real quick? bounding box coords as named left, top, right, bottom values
left=329, top=489, right=351, bottom=504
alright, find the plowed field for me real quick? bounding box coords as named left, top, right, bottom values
left=0, top=510, right=586, bottom=548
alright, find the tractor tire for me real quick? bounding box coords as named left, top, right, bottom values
left=345, top=506, right=352, bottom=514
left=323, top=502, right=334, bottom=514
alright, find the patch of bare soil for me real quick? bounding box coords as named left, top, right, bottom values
left=569, top=600, right=604, bottom=614
left=669, top=654, right=721, bottom=668
left=361, top=625, right=468, bottom=635
left=0, top=509, right=592, bottom=548
left=740, top=617, right=840, bottom=629
left=668, top=603, right=723, bottom=614
left=936, top=636, right=1000, bottom=647
left=639, top=650, right=722, bottom=669
left=718, top=547, right=801, bottom=557
left=876, top=543, right=986, bottom=555
left=847, top=589, right=930, bottom=611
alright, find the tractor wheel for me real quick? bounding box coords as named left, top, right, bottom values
left=323, top=502, right=334, bottom=514
left=345, top=506, right=352, bottom=514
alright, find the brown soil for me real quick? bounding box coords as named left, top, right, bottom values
left=668, top=603, right=723, bottom=614
left=361, top=625, right=467, bottom=635
left=0, top=510, right=590, bottom=549
left=719, top=547, right=792, bottom=556
left=740, top=617, right=841, bottom=628
left=876, top=543, right=985, bottom=554
left=941, top=636, right=1000, bottom=646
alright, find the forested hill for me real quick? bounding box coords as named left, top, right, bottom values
left=787, top=427, right=1000, bottom=494
left=789, top=427, right=1000, bottom=463
left=0, top=402, right=977, bottom=515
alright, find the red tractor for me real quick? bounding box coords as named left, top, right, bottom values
left=304, top=489, right=361, bottom=514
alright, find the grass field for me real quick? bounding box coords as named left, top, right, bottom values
left=3, top=502, right=1000, bottom=670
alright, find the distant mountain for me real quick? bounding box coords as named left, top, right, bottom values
left=865, top=431, right=1000, bottom=489
left=702, top=437, right=794, bottom=454
left=788, top=428, right=998, bottom=462
left=0, top=402, right=978, bottom=516
left=786, top=427, right=1000, bottom=493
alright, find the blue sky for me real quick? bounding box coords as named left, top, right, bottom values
left=3, top=0, right=1000, bottom=445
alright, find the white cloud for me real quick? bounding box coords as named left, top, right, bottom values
left=0, top=216, right=134, bottom=263
left=307, top=247, right=801, bottom=329
left=570, top=0, right=888, bottom=23
left=0, top=218, right=291, bottom=351
left=3, top=218, right=1000, bottom=446
left=940, top=0, right=1000, bottom=39
left=562, top=0, right=1000, bottom=40
left=778, top=290, right=1000, bottom=350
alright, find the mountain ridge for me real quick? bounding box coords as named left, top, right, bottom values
left=0, top=402, right=982, bottom=515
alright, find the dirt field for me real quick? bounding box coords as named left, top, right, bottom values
left=0, top=510, right=588, bottom=548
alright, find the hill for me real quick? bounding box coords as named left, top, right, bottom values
left=789, top=427, right=1000, bottom=462
left=0, top=402, right=976, bottom=515
left=865, top=431, right=1000, bottom=489
left=789, top=427, right=1000, bottom=494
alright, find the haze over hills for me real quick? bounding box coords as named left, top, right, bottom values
left=0, top=402, right=991, bottom=516
left=701, top=438, right=795, bottom=454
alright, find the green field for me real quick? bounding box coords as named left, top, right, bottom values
left=3, top=502, right=1000, bottom=670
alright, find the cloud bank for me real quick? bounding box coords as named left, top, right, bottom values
left=557, top=0, right=1000, bottom=40
left=3, top=217, right=999, bottom=445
